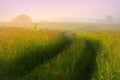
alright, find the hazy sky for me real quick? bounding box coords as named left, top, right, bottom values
left=0, top=0, right=120, bottom=21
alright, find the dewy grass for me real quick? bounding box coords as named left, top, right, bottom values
left=20, top=37, right=101, bottom=80
left=0, top=28, right=67, bottom=80
left=0, top=28, right=120, bottom=80
left=78, top=31, right=120, bottom=80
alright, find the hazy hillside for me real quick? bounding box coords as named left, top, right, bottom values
left=37, top=22, right=120, bottom=32
left=0, top=21, right=120, bottom=31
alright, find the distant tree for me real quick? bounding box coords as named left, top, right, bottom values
left=118, top=20, right=120, bottom=23
left=12, top=14, right=33, bottom=23
left=106, top=15, right=113, bottom=23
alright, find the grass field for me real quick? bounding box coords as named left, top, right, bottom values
left=0, top=28, right=68, bottom=80
left=78, top=31, right=120, bottom=80
left=0, top=26, right=120, bottom=80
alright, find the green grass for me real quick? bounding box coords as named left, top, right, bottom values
left=0, top=29, right=68, bottom=80
left=20, top=37, right=101, bottom=80
left=0, top=27, right=120, bottom=80
left=78, top=31, right=120, bottom=80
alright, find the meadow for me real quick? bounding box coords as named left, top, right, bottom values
left=0, top=23, right=120, bottom=80
left=0, top=27, right=68, bottom=80
left=78, top=31, right=120, bottom=80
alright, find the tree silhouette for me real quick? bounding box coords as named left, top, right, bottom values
left=12, top=14, right=33, bottom=23
left=106, top=15, right=113, bottom=23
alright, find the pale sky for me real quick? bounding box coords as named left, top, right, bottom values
left=0, top=0, right=120, bottom=21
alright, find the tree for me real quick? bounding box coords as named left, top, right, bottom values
left=106, top=15, right=113, bottom=23
left=12, top=14, right=33, bottom=23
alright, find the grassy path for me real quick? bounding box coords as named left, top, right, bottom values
left=0, top=32, right=102, bottom=80
left=20, top=36, right=101, bottom=80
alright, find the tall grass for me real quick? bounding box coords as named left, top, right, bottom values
left=20, top=36, right=101, bottom=80
left=78, top=31, right=120, bottom=80
left=0, top=27, right=120, bottom=80
left=0, top=28, right=67, bottom=80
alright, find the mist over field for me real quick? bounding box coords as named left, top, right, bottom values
left=0, top=0, right=120, bottom=31
left=0, top=14, right=120, bottom=32
left=0, top=0, right=120, bottom=80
